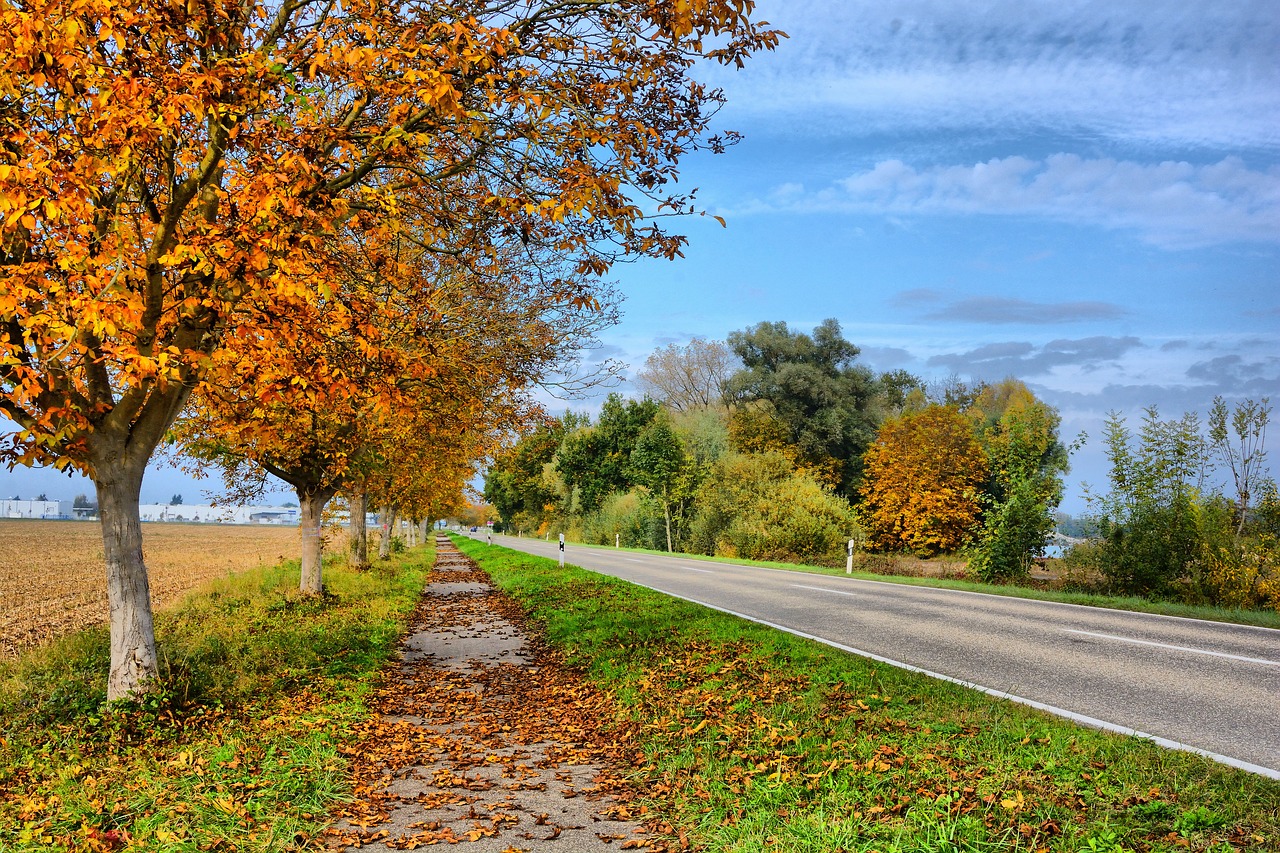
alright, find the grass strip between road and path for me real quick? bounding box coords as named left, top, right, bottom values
left=508, top=536, right=1280, bottom=630
left=453, top=534, right=1279, bottom=853
left=0, top=543, right=434, bottom=852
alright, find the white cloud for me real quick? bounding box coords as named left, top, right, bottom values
left=739, top=155, right=1280, bottom=248
left=713, top=0, right=1280, bottom=152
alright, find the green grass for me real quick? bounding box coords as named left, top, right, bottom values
left=0, top=546, right=433, bottom=852
left=516, top=535, right=1280, bottom=630
left=455, top=535, right=1280, bottom=853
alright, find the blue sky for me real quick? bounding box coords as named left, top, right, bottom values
left=3, top=0, right=1277, bottom=512
left=589, top=0, right=1279, bottom=512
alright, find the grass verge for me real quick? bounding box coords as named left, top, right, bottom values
left=0, top=545, right=433, bottom=852
left=505, top=536, right=1280, bottom=630
left=455, top=535, right=1279, bottom=853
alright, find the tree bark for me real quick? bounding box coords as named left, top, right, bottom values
left=349, top=491, right=370, bottom=570
left=662, top=492, right=673, bottom=553
left=378, top=505, right=398, bottom=559
left=89, top=378, right=195, bottom=701
left=298, top=487, right=335, bottom=595
left=96, top=463, right=158, bottom=702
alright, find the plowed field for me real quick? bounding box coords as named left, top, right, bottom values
left=0, top=520, right=299, bottom=657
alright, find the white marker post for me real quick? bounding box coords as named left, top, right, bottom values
left=558, top=533, right=565, bottom=567
left=615, top=533, right=620, bottom=549
left=846, top=538, right=856, bottom=574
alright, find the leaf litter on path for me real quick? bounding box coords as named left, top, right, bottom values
left=323, top=537, right=682, bottom=852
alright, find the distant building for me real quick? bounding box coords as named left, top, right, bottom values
left=138, top=504, right=301, bottom=524
left=1, top=500, right=378, bottom=526
left=1, top=499, right=72, bottom=519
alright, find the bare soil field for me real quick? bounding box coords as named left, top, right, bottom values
left=0, top=520, right=299, bottom=657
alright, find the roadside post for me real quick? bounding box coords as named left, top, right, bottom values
left=615, top=533, right=620, bottom=549
left=558, top=533, right=565, bottom=566
left=846, top=538, right=855, bottom=574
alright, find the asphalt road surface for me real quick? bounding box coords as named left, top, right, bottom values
left=468, top=532, right=1280, bottom=779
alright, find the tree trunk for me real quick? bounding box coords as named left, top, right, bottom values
left=96, top=464, right=159, bottom=702
left=378, top=505, right=398, bottom=559
left=349, top=491, right=370, bottom=571
left=299, top=487, right=335, bottom=595
left=663, top=494, right=673, bottom=553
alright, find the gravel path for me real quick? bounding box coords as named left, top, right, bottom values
left=323, top=537, right=680, bottom=852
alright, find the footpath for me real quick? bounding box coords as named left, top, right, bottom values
left=322, top=536, right=681, bottom=852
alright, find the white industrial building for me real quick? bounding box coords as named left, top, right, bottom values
left=1, top=499, right=73, bottom=519
left=137, top=504, right=301, bottom=524
left=3, top=499, right=378, bottom=526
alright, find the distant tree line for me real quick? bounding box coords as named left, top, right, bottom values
left=485, top=319, right=1069, bottom=582
left=486, top=321, right=1277, bottom=611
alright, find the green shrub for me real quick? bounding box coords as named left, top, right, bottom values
left=970, top=479, right=1052, bottom=583
left=688, top=451, right=858, bottom=565
left=580, top=490, right=651, bottom=547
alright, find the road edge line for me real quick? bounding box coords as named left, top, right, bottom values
left=579, top=568, right=1280, bottom=782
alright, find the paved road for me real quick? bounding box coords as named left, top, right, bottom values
left=468, top=533, right=1280, bottom=778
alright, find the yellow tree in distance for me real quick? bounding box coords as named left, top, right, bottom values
left=859, top=405, right=990, bottom=556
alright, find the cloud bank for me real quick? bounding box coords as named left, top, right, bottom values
left=927, top=336, right=1145, bottom=378
left=717, top=0, right=1280, bottom=152
left=740, top=155, right=1280, bottom=248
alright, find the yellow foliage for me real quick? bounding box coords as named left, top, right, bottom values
left=859, top=406, right=988, bottom=556
left=1197, top=537, right=1280, bottom=612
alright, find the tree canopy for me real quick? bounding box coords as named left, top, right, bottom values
left=635, top=337, right=739, bottom=412
left=556, top=394, right=660, bottom=514
left=859, top=405, right=989, bottom=556
left=725, top=319, right=881, bottom=496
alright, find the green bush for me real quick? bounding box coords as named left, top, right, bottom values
left=689, top=451, right=858, bottom=565
left=580, top=490, right=652, bottom=547
left=1095, top=495, right=1203, bottom=596
left=970, top=480, right=1052, bottom=583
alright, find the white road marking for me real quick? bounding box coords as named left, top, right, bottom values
left=601, top=580, right=1280, bottom=781
left=484, top=536, right=1280, bottom=779
left=792, top=584, right=858, bottom=598
left=681, top=566, right=716, bottom=574
left=1063, top=629, right=1280, bottom=667
left=624, top=558, right=646, bottom=563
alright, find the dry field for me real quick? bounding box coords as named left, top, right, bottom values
left=0, top=520, right=300, bottom=658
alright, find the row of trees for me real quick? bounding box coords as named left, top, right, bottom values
left=485, top=320, right=1070, bottom=580
left=488, top=326, right=1276, bottom=611
left=0, top=0, right=781, bottom=698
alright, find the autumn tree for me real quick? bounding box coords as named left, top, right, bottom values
left=0, top=0, right=780, bottom=698
left=180, top=224, right=601, bottom=593
left=457, top=502, right=497, bottom=530
left=968, top=386, right=1069, bottom=582
left=636, top=337, right=739, bottom=412
left=859, top=405, right=988, bottom=556
left=726, top=319, right=881, bottom=496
